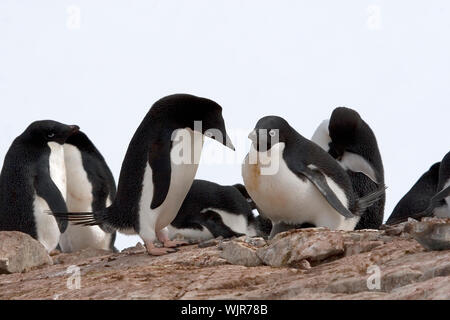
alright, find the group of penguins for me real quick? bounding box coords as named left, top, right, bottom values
left=0, top=94, right=449, bottom=256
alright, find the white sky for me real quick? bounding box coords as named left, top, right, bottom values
left=1, top=1, right=450, bottom=250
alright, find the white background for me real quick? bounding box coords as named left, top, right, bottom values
left=1, top=1, right=449, bottom=250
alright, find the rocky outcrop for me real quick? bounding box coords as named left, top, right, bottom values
left=0, top=232, right=52, bottom=274
left=0, top=218, right=449, bottom=299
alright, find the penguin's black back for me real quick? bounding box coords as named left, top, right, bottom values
left=171, top=180, right=256, bottom=232
left=386, top=162, right=441, bottom=225
left=0, top=135, right=49, bottom=237
left=328, top=107, right=385, bottom=229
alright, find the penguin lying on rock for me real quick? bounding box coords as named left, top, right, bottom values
left=386, top=162, right=440, bottom=225
left=0, top=120, right=79, bottom=252
left=168, top=180, right=271, bottom=241
left=311, top=107, right=385, bottom=229
left=59, top=130, right=118, bottom=253
left=242, top=116, right=386, bottom=239
left=387, top=151, right=450, bottom=224
left=53, top=94, right=235, bottom=256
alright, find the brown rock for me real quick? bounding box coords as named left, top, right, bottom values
left=0, top=228, right=449, bottom=300
left=0, top=231, right=52, bottom=274
left=220, top=241, right=263, bottom=267
left=404, top=218, right=450, bottom=251
left=257, top=229, right=345, bottom=267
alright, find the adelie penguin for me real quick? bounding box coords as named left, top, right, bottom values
left=0, top=120, right=79, bottom=252
left=168, top=180, right=271, bottom=241
left=53, top=94, right=235, bottom=256
left=311, top=107, right=385, bottom=229
left=242, top=116, right=385, bottom=238
left=59, top=130, right=118, bottom=253
left=386, top=162, right=441, bottom=225
left=387, top=151, right=450, bottom=224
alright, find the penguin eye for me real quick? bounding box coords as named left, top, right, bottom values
left=269, top=130, right=276, bottom=137
left=47, top=132, right=55, bottom=138
left=205, top=131, right=213, bottom=138
left=247, top=199, right=253, bottom=203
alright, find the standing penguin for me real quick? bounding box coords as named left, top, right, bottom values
left=59, top=131, right=117, bottom=253
left=311, top=107, right=385, bottom=229
left=242, top=116, right=385, bottom=238
left=168, top=180, right=270, bottom=241
left=53, top=94, right=235, bottom=256
left=386, top=162, right=440, bottom=225
left=0, top=121, right=79, bottom=252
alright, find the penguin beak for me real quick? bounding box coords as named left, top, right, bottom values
left=248, top=130, right=257, bottom=144
left=225, top=133, right=235, bottom=151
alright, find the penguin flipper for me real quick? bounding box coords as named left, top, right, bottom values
left=35, top=173, right=69, bottom=233
left=407, top=186, right=450, bottom=222
left=148, top=140, right=172, bottom=210
left=295, top=166, right=356, bottom=219
left=431, top=186, right=450, bottom=204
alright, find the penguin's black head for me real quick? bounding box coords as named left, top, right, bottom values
left=249, top=116, right=292, bottom=152
left=25, top=120, right=80, bottom=145
left=155, top=94, right=235, bottom=150
left=328, top=107, right=361, bottom=157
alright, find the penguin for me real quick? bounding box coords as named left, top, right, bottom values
left=386, top=162, right=440, bottom=225
left=311, top=107, right=385, bottom=229
left=168, top=180, right=270, bottom=241
left=242, top=116, right=385, bottom=238
left=53, top=94, right=235, bottom=256
left=0, top=120, right=80, bottom=252
left=59, top=130, right=117, bottom=253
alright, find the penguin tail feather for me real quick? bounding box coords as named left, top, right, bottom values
left=49, top=210, right=108, bottom=227
left=354, top=185, right=387, bottom=216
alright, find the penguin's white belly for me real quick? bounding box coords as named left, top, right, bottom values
left=167, top=225, right=213, bottom=241
left=33, top=195, right=61, bottom=252
left=60, top=145, right=112, bottom=252
left=64, top=145, right=93, bottom=208
left=33, top=142, right=67, bottom=252
left=138, top=129, right=203, bottom=242
left=242, top=144, right=358, bottom=231
left=60, top=225, right=112, bottom=252
left=434, top=180, right=450, bottom=218
left=48, top=142, right=67, bottom=200
left=311, top=119, right=331, bottom=151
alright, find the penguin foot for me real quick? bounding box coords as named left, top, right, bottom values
left=163, top=240, right=190, bottom=248
left=145, top=242, right=178, bottom=256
